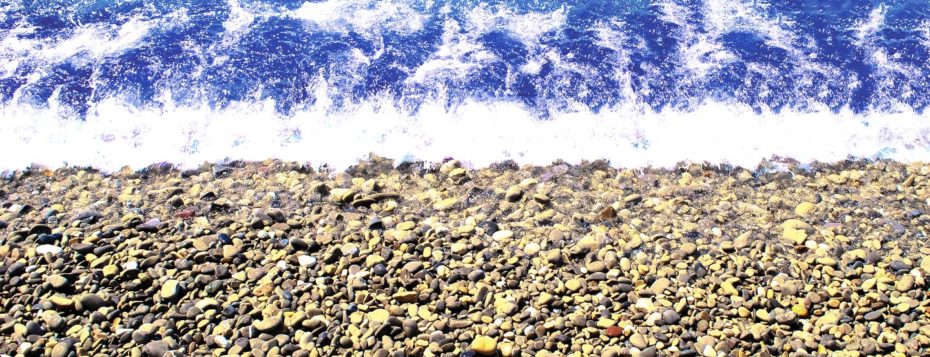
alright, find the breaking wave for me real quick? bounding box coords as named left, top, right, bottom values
left=1, top=0, right=929, bottom=170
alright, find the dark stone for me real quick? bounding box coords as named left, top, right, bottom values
left=323, top=249, right=342, bottom=264
left=477, top=221, right=499, bottom=236
left=662, top=309, right=681, bottom=325
left=28, top=224, right=52, bottom=236
left=467, top=270, right=485, bottom=282
left=218, top=233, right=232, bottom=245
left=290, top=238, right=309, bottom=251
left=368, top=217, right=384, bottom=230
left=71, top=242, right=95, bottom=254
left=889, top=261, right=911, bottom=273
left=864, top=310, right=883, bottom=321
left=402, top=319, right=418, bottom=338
left=77, top=293, right=107, bottom=311
left=36, top=233, right=62, bottom=244
left=73, top=211, right=102, bottom=224
left=373, top=264, right=387, bottom=276
left=639, top=346, right=658, bottom=357
left=24, top=320, right=44, bottom=335
left=266, top=209, right=286, bottom=223
left=6, top=262, right=26, bottom=276
left=50, top=338, right=74, bottom=357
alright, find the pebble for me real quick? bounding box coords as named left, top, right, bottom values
left=492, top=229, right=514, bottom=240
left=896, top=275, right=915, bottom=292
left=50, top=339, right=74, bottom=357
left=253, top=314, right=283, bottom=333
left=662, top=309, right=681, bottom=324
left=679, top=242, right=697, bottom=256
left=523, top=242, right=541, bottom=256
left=36, top=244, right=63, bottom=255
left=143, top=340, right=173, bottom=357
left=76, top=293, right=106, bottom=311
left=864, top=310, right=883, bottom=321
left=471, top=335, right=498, bottom=355
left=433, top=198, right=459, bottom=210
left=630, top=333, right=648, bottom=349
left=795, top=202, right=815, bottom=216
left=160, top=279, right=182, bottom=300
left=298, top=255, right=316, bottom=267
left=565, top=278, right=583, bottom=292
left=47, top=274, right=68, bottom=290
left=1, top=159, right=928, bottom=356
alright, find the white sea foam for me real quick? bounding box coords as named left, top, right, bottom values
left=224, top=0, right=256, bottom=33
left=592, top=20, right=635, bottom=101
left=922, top=21, right=930, bottom=49
left=464, top=5, right=566, bottom=45
left=408, top=4, right=569, bottom=86
left=0, top=10, right=187, bottom=81
left=407, top=19, right=496, bottom=84
left=290, top=0, right=425, bottom=35
left=658, top=0, right=802, bottom=78
left=850, top=5, right=923, bottom=106
left=853, top=5, right=886, bottom=47
left=1, top=97, right=928, bottom=172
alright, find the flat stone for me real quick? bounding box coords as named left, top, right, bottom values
left=795, top=202, right=815, bottom=216
left=195, top=298, right=219, bottom=311
left=41, top=310, right=64, bottom=331
left=369, top=309, right=390, bottom=324
left=394, top=291, right=418, bottom=303
left=896, top=275, right=915, bottom=292
left=298, top=255, right=316, bottom=267
left=433, top=198, right=459, bottom=211
left=253, top=314, right=283, bottom=333
left=864, top=310, right=883, bottom=321
left=143, top=340, right=174, bottom=357
left=50, top=339, right=74, bottom=357
left=782, top=227, right=807, bottom=244
left=471, top=335, right=497, bottom=355
left=565, top=278, right=583, bottom=292
left=546, top=249, right=562, bottom=265
left=650, top=278, right=671, bottom=295
left=160, top=279, right=182, bottom=300
left=630, top=333, right=648, bottom=349
left=36, top=244, right=62, bottom=255
left=49, top=295, right=73, bottom=310
left=48, top=275, right=68, bottom=290
left=523, top=242, right=541, bottom=256
left=403, top=261, right=423, bottom=273
left=192, top=237, right=213, bottom=251
left=492, top=230, right=514, bottom=240
left=679, top=242, right=697, bottom=256
left=222, top=245, right=241, bottom=258
left=720, top=281, right=739, bottom=296
left=132, top=323, right=158, bottom=344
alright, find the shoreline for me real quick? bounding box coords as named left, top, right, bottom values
left=1, top=158, right=929, bottom=356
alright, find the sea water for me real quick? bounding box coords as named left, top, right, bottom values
left=1, top=0, right=929, bottom=170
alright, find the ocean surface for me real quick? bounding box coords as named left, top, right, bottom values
left=1, top=0, right=929, bottom=170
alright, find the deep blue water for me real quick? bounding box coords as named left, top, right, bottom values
left=1, top=0, right=929, bottom=117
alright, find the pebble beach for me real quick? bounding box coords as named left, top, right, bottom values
left=1, top=158, right=930, bottom=357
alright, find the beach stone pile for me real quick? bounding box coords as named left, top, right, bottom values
left=1, top=158, right=930, bottom=356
